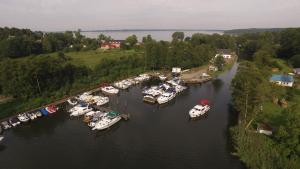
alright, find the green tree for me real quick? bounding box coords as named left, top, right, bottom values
left=125, top=35, right=138, bottom=48
left=214, top=55, right=225, bottom=70
left=172, top=32, right=184, bottom=41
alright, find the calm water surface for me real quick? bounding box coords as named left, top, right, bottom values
left=82, top=30, right=223, bottom=41
left=0, top=63, right=244, bottom=169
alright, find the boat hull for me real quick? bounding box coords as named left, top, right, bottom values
left=92, top=116, right=122, bottom=130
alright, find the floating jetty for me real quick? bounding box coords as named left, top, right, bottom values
left=182, top=77, right=212, bottom=84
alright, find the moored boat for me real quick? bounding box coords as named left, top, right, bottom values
left=27, top=112, right=37, bottom=120
left=35, top=111, right=42, bottom=117
left=17, top=113, right=30, bottom=123
left=9, top=117, right=21, bottom=127
left=69, top=104, right=93, bottom=117
left=143, top=95, right=156, bottom=103
left=92, top=112, right=122, bottom=130
left=46, top=105, right=58, bottom=114
left=1, top=121, right=12, bottom=130
left=157, top=91, right=176, bottom=104
left=101, top=86, right=119, bottom=95
left=40, top=109, right=49, bottom=116
left=67, top=98, right=78, bottom=106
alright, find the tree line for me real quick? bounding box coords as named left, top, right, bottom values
left=231, top=28, right=300, bottom=169
left=143, top=32, right=235, bottom=70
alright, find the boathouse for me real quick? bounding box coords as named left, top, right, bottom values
left=257, top=123, right=273, bottom=136
left=215, top=49, right=232, bottom=59
left=269, top=74, right=294, bottom=87
left=100, top=40, right=124, bottom=50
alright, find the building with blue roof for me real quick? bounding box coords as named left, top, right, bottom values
left=270, top=74, right=294, bottom=87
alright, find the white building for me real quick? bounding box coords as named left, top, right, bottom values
left=270, top=74, right=294, bottom=87
left=215, top=49, right=232, bottom=59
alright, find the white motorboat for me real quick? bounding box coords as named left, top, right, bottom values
left=9, top=117, right=20, bottom=127
left=87, top=112, right=107, bottom=127
left=157, top=92, right=176, bottom=104
left=101, top=86, right=119, bottom=95
left=17, top=113, right=30, bottom=123
left=69, top=104, right=93, bottom=117
left=114, top=81, right=129, bottom=90
left=0, top=136, right=4, bottom=142
left=27, top=112, right=37, bottom=120
left=134, top=74, right=150, bottom=82
left=1, top=121, right=11, bottom=130
left=143, top=95, right=156, bottom=103
left=67, top=98, right=78, bottom=106
left=77, top=92, right=93, bottom=102
left=143, top=86, right=163, bottom=97
left=189, top=105, right=210, bottom=118
left=159, top=75, right=167, bottom=81
left=95, top=96, right=109, bottom=106
left=189, top=100, right=211, bottom=118
left=175, top=85, right=187, bottom=94
left=92, top=112, right=122, bottom=130
left=35, top=111, right=42, bottom=118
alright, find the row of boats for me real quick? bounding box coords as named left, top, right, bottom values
left=0, top=105, right=59, bottom=130
left=142, top=78, right=187, bottom=104
left=67, top=91, right=122, bottom=130
left=66, top=74, right=158, bottom=131
left=0, top=105, right=59, bottom=142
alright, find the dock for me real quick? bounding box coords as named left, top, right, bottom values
left=182, top=77, right=213, bottom=84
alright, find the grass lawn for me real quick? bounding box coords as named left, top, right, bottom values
left=17, top=49, right=145, bottom=69
left=260, top=102, right=285, bottom=126
left=272, top=58, right=293, bottom=73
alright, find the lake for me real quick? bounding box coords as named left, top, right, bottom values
left=0, top=63, right=245, bottom=169
left=82, top=30, right=223, bottom=41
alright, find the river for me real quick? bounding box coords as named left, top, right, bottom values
left=0, top=63, right=244, bottom=169
left=82, top=30, right=223, bottom=41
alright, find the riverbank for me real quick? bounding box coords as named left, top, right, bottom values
left=230, top=59, right=300, bottom=168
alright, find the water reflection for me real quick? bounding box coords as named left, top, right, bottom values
left=212, top=78, right=224, bottom=92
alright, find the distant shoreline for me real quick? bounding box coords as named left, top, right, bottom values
left=80, top=29, right=225, bottom=32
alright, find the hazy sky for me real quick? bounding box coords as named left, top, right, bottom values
left=0, top=0, right=300, bottom=31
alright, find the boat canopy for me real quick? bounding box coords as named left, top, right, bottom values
left=199, top=99, right=210, bottom=106
left=107, top=112, right=120, bottom=118
left=40, top=109, right=49, bottom=116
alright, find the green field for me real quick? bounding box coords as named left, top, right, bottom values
left=18, top=49, right=145, bottom=69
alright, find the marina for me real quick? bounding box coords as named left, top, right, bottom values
left=0, top=63, right=244, bottom=169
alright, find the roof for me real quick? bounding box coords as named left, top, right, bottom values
left=172, top=67, right=181, bottom=73
left=294, top=68, right=300, bottom=73
left=107, top=111, right=120, bottom=118
left=257, top=123, right=273, bottom=131
left=216, top=49, right=232, bottom=55
left=270, top=74, right=294, bottom=83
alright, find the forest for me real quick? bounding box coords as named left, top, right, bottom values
left=231, top=28, right=300, bottom=169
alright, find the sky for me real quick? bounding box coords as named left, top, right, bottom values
left=0, top=0, right=300, bottom=31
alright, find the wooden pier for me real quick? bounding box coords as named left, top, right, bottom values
left=182, top=77, right=213, bottom=84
